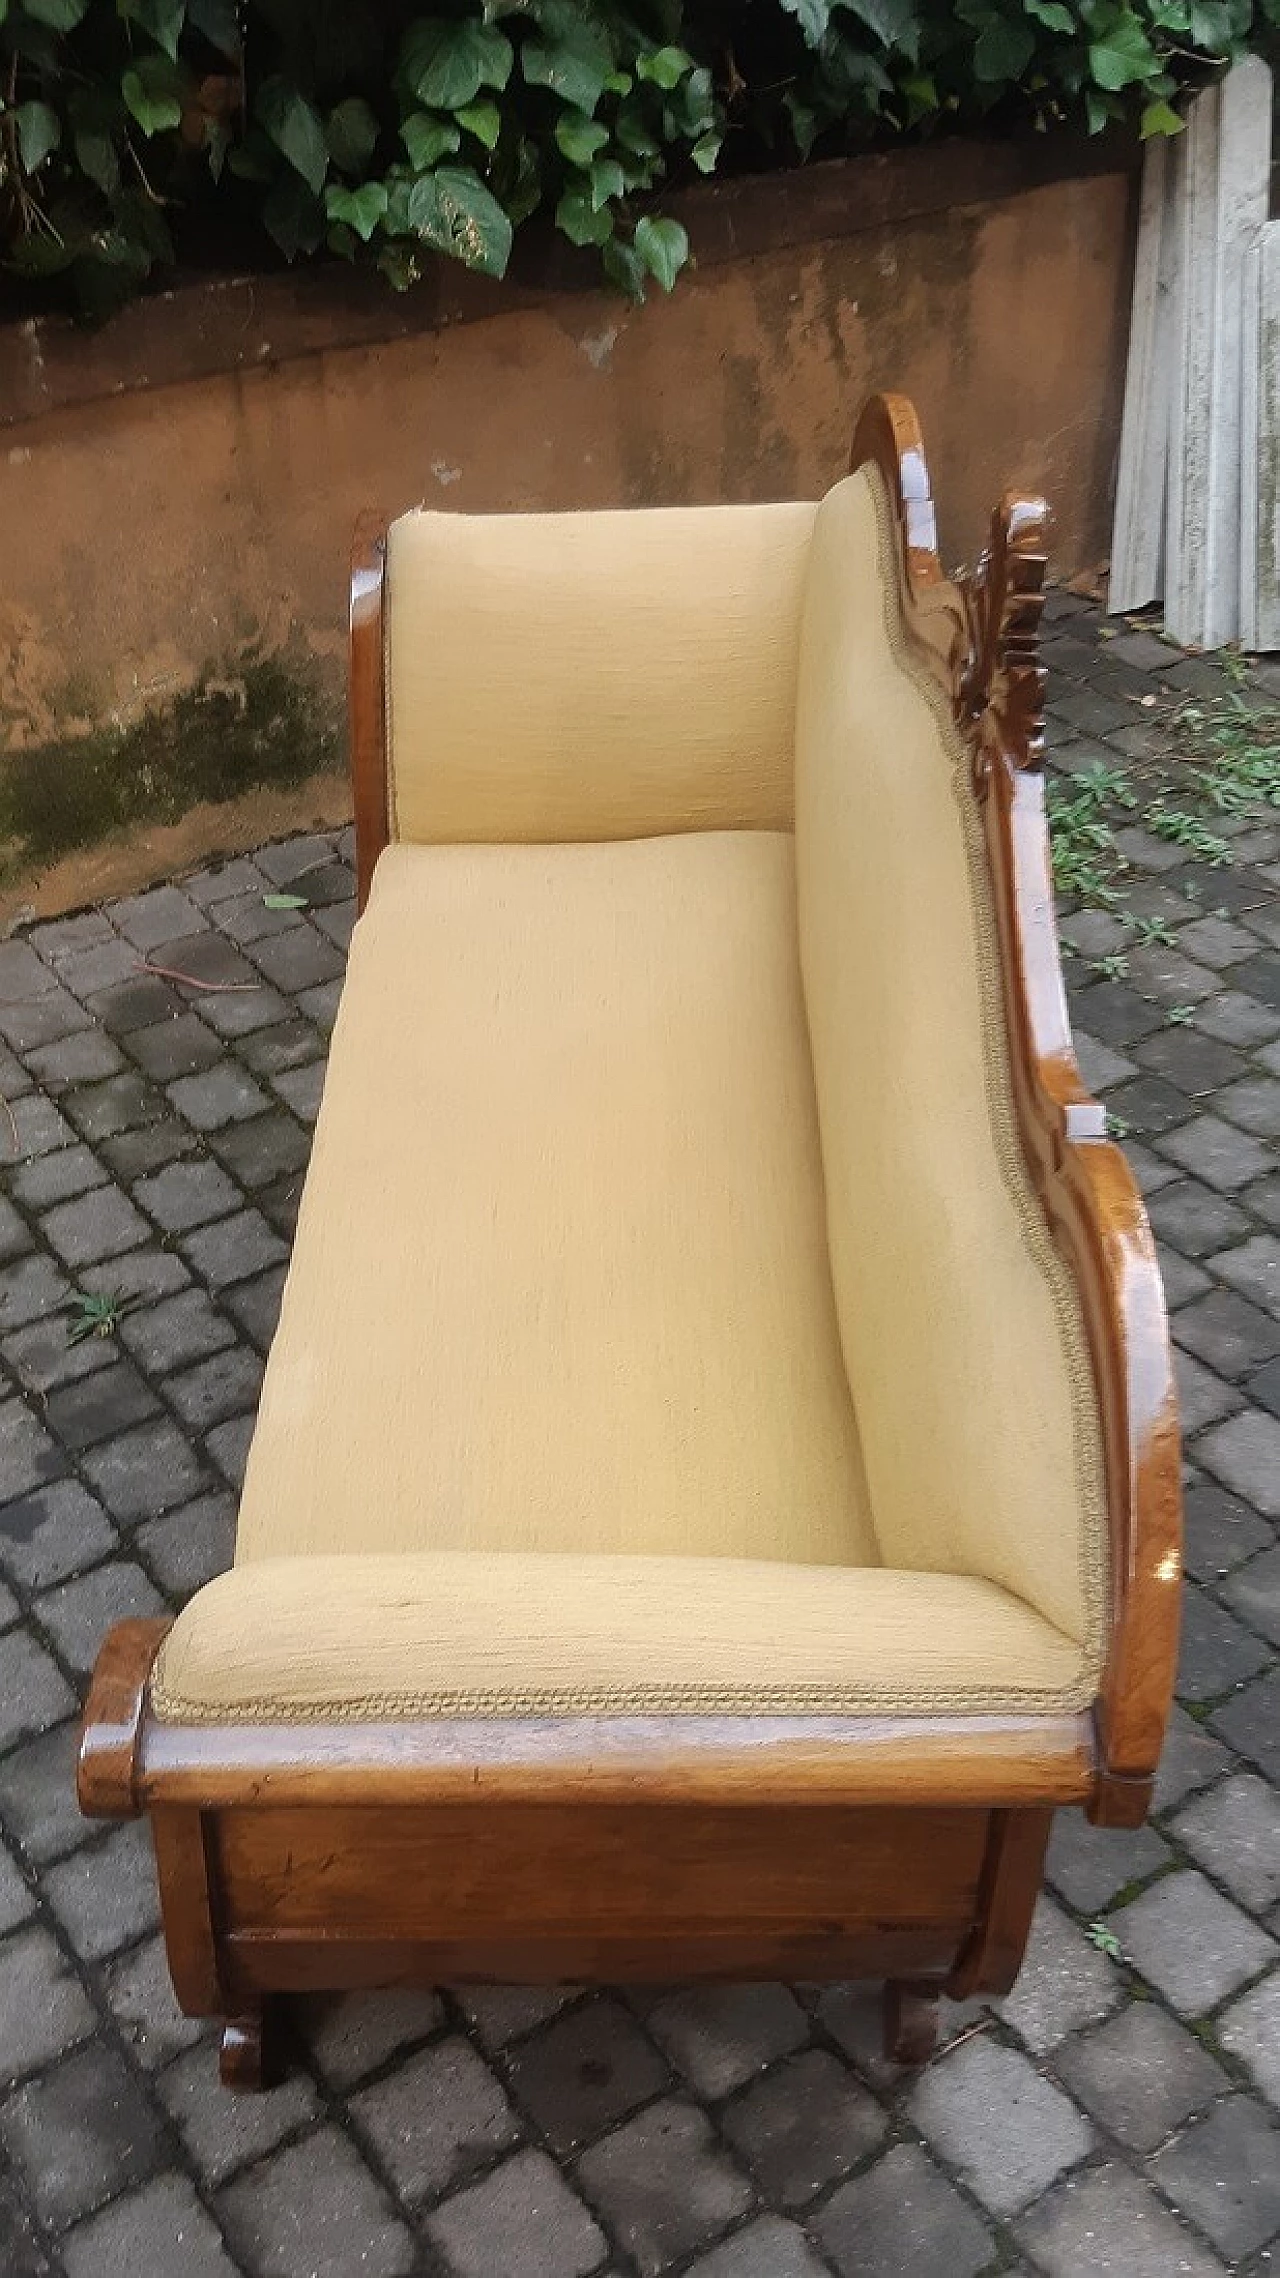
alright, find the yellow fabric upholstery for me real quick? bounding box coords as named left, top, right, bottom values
left=233, top=830, right=876, bottom=1571
left=794, top=468, right=1106, bottom=1663
left=153, top=1554, right=1091, bottom=1722
left=385, top=501, right=816, bottom=843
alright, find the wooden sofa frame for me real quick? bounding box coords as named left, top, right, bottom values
left=79, top=394, right=1182, bottom=2088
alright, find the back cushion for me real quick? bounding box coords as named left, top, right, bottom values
left=794, top=468, right=1107, bottom=1661
left=385, top=500, right=816, bottom=844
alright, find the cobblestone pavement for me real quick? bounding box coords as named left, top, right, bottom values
left=1, top=593, right=1278, bottom=2277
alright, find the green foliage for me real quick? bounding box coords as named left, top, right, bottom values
left=1, top=0, right=1273, bottom=318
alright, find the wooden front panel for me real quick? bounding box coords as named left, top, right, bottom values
left=209, top=1801, right=990, bottom=1946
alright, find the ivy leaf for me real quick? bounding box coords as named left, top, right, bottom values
left=522, top=13, right=614, bottom=112
left=15, top=100, right=60, bottom=173
left=779, top=0, right=831, bottom=40
left=407, top=164, right=513, bottom=275
left=401, top=112, right=461, bottom=169
left=603, top=233, right=646, bottom=299
left=1025, top=0, right=1077, bottom=25
left=1085, top=83, right=1121, bottom=125
left=1140, top=95, right=1183, bottom=131
left=836, top=0, right=921, bottom=48
left=1088, top=11, right=1157, bottom=84
left=262, top=892, right=309, bottom=910
left=401, top=19, right=514, bottom=108
left=21, top=0, right=90, bottom=27
left=1186, top=0, right=1233, bottom=41
left=589, top=154, right=625, bottom=208
left=258, top=77, right=329, bottom=194
left=122, top=57, right=184, bottom=135
left=120, top=0, right=185, bottom=62
left=555, top=109, right=609, bottom=165
left=691, top=128, right=721, bottom=171
left=70, top=103, right=121, bottom=194
left=327, top=97, right=379, bottom=176
left=456, top=98, right=502, bottom=147
left=325, top=180, right=389, bottom=239
left=633, top=212, right=688, bottom=290
left=187, top=0, right=240, bottom=57
left=556, top=187, right=613, bottom=244
left=262, top=167, right=326, bottom=257
left=973, top=15, right=1037, bottom=78
left=636, top=45, right=693, bottom=86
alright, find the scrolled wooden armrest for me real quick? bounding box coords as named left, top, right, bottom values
left=78, top=1617, right=172, bottom=1819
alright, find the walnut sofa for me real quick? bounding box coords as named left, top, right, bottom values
left=80, top=394, right=1182, bottom=2087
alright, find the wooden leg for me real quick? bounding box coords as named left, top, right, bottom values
left=883, top=1978, right=940, bottom=2064
left=219, top=1999, right=282, bottom=2091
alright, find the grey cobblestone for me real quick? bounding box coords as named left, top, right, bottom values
left=61, top=2175, right=238, bottom=2278
left=160, top=2041, right=321, bottom=2188
left=1173, top=1775, right=1280, bottom=1912
left=718, top=2045, right=885, bottom=2206
left=426, top=2147, right=608, bottom=2278
left=0, top=2042, right=165, bottom=2231
left=1110, top=1869, right=1276, bottom=2011
left=1051, top=2001, right=1228, bottom=2152
left=576, top=2099, right=752, bottom=2275
left=0, top=1924, right=96, bottom=2087
left=908, top=2035, right=1093, bottom=2215
left=36, top=1559, right=166, bottom=1679
left=1218, top=1969, right=1280, bottom=2102
left=1017, top=2161, right=1229, bottom=2276
left=812, top=2141, right=994, bottom=2278
left=1150, top=2095, right=1280, bottom=2259
left=351, top=2033, right=522, bottom=2199
left=216, top=2126, right=414, bottom=2278
left=646, top=1983, right=808, bottom=2098
left=0, top=1479, right=117, bottom=1591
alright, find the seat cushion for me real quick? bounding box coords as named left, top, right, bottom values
left=234, top=832, right=875, bottom=1569
left=153, top=1553, right=1092, bottom=1722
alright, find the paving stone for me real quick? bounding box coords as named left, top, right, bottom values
left=1178, top=914, right=1261, bottom=968
left=133, top=1155, right=240, bottom=1232
left=1108, top=1073, right=1196, bottom=1137
left=160, top=2041, right=320, bottom=2188
left=238, top=1016, right=325, bottom=1078
left=0, top=2041, right=164, bottom=2231
left=1192, top=989, right=1280, bottom=1045
left=1218, top=1967, right=1280, bottom=2101
left=82, top=1245, right=190, bottom=1309
left=0, top=1193, right=32, bottom=1263
left=303, top=1986, right=444, bottom=2087
left=352, top=2033, right=522, bottom=2200
left=290, top=859, right=353, bottom=909
left=167, top=1062, right=269, bottom=1130
left=997, top=1893, right=1122, bottom=2051
left=25, top=1026, right=126, bottom=1091
left=0, top=1578, right=16, bottom=1633
left=0, top=1478, right=116, bottom=1591
left=297, top=977, right=344, bottom=1031
left=1066, top=983, right=1164, bottom=1047
left=1175, top=1289, right=1280, bottom=1377
left=687, top=2216, right=828, bottom=2278
left=10, top=1092, right=75, bottom=1157
left=0, top=1924, right=96, bottom=2086
left=110, top=886, right=209, bottom=951
left=1212, top=1669, right=1280, bottom=1780
left=1150, top=2095, right=1280, bottom=2259
left=1017, top=2160, right=1227, bottom=2276
left=1176, top=1585, right=1272, bottom=1701
left=147, top=930, right=263, bottom=990
left=211, top=1107, right=310, bottom=1189
left=164, top=1345, right=263, bottom=1434
left=1158, top=1116, right=1274, bottom=1190
left=10, top=1139, right=107, bottom=1213
left=314, top=899, right=356, bottom=951
left=63, top=1069, right=170, bottom=1145
left=271, top=1058, right=327, bottom=1122
left=1111, top=1869, right=1275, bottom=2010
left=1221, top=1544, right=1280, bottom=1647
left=61, top=2174, right=237, bottom=2278
left=88, top=974, right=186, bottom=1037
left=0, top=1839, right=33, bottom=1930
left=1232, top=951, right=1280, bottom=1010
left=247, top=924, right=346, bottom=994
left=1218, top=1075, right=1280, bottom=1139
left=118, top=1284, right=235, bottom=1376
left=0, top=1628, right=76, bottom=1751
left=812, top=2140, right=994, bottom=2278
left=504, top=1997, right=669, bottom=2155
left=257, top=1169, right=305, bottom=1240
left=0, top=986, right=92, bottom=1053
left=45, top=1357, right=160, bottom=1451
left=256, top=835, right=337, bottom=885
left=103, top=1931, right=206, bottom=2070
left=0, top=1721, right=88, bottom=1863
left=907, top=2035, right=1092, bottom=2216
left=99, top=1118, right=197, bottom=1180
left=718, top=2045, right=884, bottom=2207
left=40, top=1184, right=150, bottom=1269
left=0, top=1401, right=65, bottom=1505
left=0, top=1253, right=69, bottom=1332
left=222, top=1263, right=287, bottom=1351
left=81, top=1418, right=208, bottom=1524
left=125, top=1011, right=224, bottom=1082
left=1159, top=1251, right=1212, bottom=1311
left=197, top=980, right=292, bottom=1039
left=1148, top=1180, right=1252, bottom=1260
left=57, top=936, right=144, bottom=999
left=427, top=2147, right=607, bottom=2278
left=1248, top=1353, right=1280, bottom=1415
left=205, top=1412, right=255, bottom=1486
left=458, top=1984, right=583, bottom=2049
left=1182, top=1479, right=1274, bottom=1582
left=136, top=1491, right=236, bottom=1597
left=1172, top=1350, right=1240, bottom=1435
left=44, top=1817, right=160, bottom=1960
left=1061, top=911, right=1132, bottom=959
left=1136, top=1031, right=1251, bottom=1098
left=1121, top=945, right=1220, bottom=1004
left=1244, top=1168, right=1280, bottom=1228
left=214, top=890, right=307, bottom=945
left=1051, top=2002, right=1228, bottom=2152
left=37, top=1558, right=166, bottom=1680
left=216, top=2125, right=414, bottom=2278
left=647, top=1984, right=809, bottom=2099
left=27, top=911, right=115, bottom=962
left=1198, top=1409, right=1280, bottom=1515
left=185, top=855, right=265, bottom=906
left=576, top=2099, right=752, bottom=2277
left=1173, top=1772, right=1280, bottom=1914
left=180, top=1207, right=288, bottom=1288
left=1211, top=1232, right=1280, bottom=1313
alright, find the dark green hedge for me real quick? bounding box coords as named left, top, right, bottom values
left=1, top=0, right=1272, bottom=318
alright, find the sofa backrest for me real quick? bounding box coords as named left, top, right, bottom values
left=793, top=466, right=1108, bottom=1663
left=384, top=500, right=816, bottom=844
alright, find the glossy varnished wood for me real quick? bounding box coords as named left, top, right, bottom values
left=76, top=1617, right=171, bottom=1819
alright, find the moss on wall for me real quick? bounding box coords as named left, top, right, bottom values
left=0, top=657, right=340, bottom=877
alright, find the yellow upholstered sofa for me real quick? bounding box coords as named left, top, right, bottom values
left=80, top=394, right=1182, bottom=2087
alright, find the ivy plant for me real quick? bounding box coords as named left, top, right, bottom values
left=0, top=0, right=1274, bottom=319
